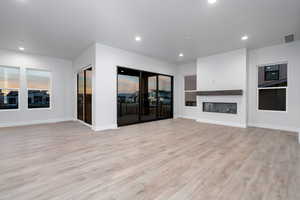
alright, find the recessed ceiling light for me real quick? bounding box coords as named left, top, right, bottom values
left=135, top=36, right=142, bottom=42
left=18, top=47, right=25, bottom=51
left=241, top=35, right=249, bottom=41
left=179, top=53, right=184, bottom=57
left=208, top=0, right=217, bottom=4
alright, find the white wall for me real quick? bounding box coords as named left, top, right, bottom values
left=196, top=49, right=247, bottom=128
left=72, top=45, right=96, bottom=124
left=0, top=49, right=73, bottom=127
left=93, top=43, right=177, bottom=131
left=177, top=43, right=300, bottom=134
left=176, top=49, right=247, bottom=128
left=248, top=41, right=300, bottom=132
left=197, top=49, right=247, bottom=91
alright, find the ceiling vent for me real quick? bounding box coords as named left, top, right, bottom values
left=284, top=34, right=294, bottom=43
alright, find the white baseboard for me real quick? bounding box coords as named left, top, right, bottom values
left=0, top=118, right=74, bottom=128
left=76, top=119, right=93, bottom=128
left=92, top=124, right=118, bottom=132
left=248, top=122, right=298, bottom=133
left=173, top=115, right=180, bottom=119
left=178, top=115, right=246, bottom=128
left=196, top=118, right=247, bottom=128
left=177, top=115, right=198, bottom=121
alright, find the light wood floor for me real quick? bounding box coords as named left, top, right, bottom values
left=0, top=118, right=299, bottom=200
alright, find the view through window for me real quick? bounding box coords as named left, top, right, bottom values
left=258, top=63, right=287, bottom=111
left=0, top=66, right=20, bottom=110
left=27, top=69, right=51, bottom=109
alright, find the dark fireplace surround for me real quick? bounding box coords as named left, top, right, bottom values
left=203, top=102, right=237, bottom=114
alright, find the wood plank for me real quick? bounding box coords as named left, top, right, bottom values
left=0, top=119, right=298, bottom=200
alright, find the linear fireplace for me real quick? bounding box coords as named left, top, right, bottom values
left=203, top=102, right=237, bottom=114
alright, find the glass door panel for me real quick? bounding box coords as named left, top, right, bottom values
left=84, top=68, right=92, bottom=125
left=140, top=72, right=157, bottom=122
left=158, top=75, right=173, bottom=119
left=117, top=68, right=140, bottom=126
left=77, top=71, right=84, bottom=121
left=77, top=67, right=92, bottom=125
left=117, top=67, right=173, bottom=126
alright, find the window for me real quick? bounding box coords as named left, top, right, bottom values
left=0, top=66, right=20, bottom=110
left=258, top=63, right=287, bottom=111
left=184, top=75, right=197, bottom=107
left=27, top=69, right=51, bottom=109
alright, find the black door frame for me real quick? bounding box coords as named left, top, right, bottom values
left=117, top=66, right=174, bottom=127
left=77, top=66, right=93, bottom=125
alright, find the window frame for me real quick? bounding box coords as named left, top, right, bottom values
left=257, top=62, right=288, bottom=113
left=0, top=65, right=21, bottom=111
left=184, top=75, right=197, bottom=107
left=26, top=68, right=52, bottom=110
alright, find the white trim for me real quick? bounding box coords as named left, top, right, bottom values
left=76, top=119, right=92, bottom=128
left=77, top=64, right=92, bottom=73
left=92, top=124, right=118, bottom=132
left=178, top=115, right=246, bottom=128
left=196, top=118, right=247, bottom=128
left=257, top=86, right=287, bottom=90
left=177, top=115, right=198, bottom=121
left=0, top=108, right=21, bottom=112
left=257, top=60, right=288, bottom=67
left=0, top=118, right=74, bottom=128
left=248, top=122, right=298, bottom=133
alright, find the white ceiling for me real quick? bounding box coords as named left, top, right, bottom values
left=0, top=0, right=300, bottom=63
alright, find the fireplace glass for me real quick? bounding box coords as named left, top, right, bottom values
left=203, top=102, right=237, bottom=114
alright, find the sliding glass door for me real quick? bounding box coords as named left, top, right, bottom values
left=117, top=67, right=173, bottom=126
left=117, top=68, right=140, bottom=126
left=77, top=67, right=92, bottom=125
left=77, top=71, right=84, bottom=121
left=84, top=68, right=92, bottom=125
left=158, top=75, right=173, bottom=119
left=140, top=72, right=157, bottom=122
